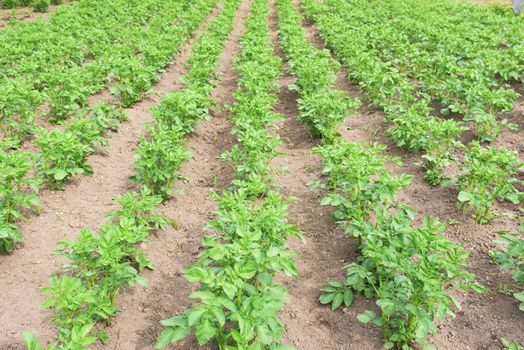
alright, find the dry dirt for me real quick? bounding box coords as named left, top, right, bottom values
left=296, top=2, right=524, bottom=350
left=0, top=1, right=225, bottom=348
left=0, top=0, right=523, bottom=349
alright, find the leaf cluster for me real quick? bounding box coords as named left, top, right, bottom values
left=157, top=1, right=301, bottom=349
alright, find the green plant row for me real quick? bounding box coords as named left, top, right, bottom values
left=131, top=0, right=243, bottom=201
left=22, top=189, right=172, bottom=350
left=307, top=0, right=523, bottom=142
left=1, top=0, right=62, bottom=13
left=491, top=217, right=524, bottom=313
left=21, top=0, right=232, bottom=347
left=275, top=0, right=484, bottom=348
left=300, top=0, right=524, bottom=225
left=156, top=0, right=301, bottom=348
left=318, top=0, right=523, bottom=141
left=0, top=0, right=219, bottom=253
left=0, top=0, right=201, bottom=146
left=0, top=103, right=125, bottom=253
left=276, top=0, right=360, bottom=144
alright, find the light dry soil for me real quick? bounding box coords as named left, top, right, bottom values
left=0, top=0, right=523, bottom=349
left=296, top=1, right=524, bottom=350
left=0, top=1, right=225, bottom=348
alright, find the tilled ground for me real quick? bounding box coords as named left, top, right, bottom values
left=0, top=0, right=522, bottom=349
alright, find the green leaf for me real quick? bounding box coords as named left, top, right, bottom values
left=53, top=169, right=68, bottom=181
left=357, top=310, right=376, bottom=324
left=514, top=291, right=524, bottom=302
left=195, top=318, right=216, bottom=345
left=331, top=292, right=344, bottom=310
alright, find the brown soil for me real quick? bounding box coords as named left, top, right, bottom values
left=0, top=2, right=224, bottom=348
left=266, top=2, right=384, bottom=348
left=1, top=0, right=523, bottom=349
left=295, top=2, right=524, bottom=350
left=92, top=0, right=250, bottom=348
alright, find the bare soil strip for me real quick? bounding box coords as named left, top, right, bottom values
left=0, top=2, right=224, bottom=348
left=293, top=1, right=524, bottom=348
left=92, top=0, right=253, bottom=348
left=263, top=1, right=383, bottom=348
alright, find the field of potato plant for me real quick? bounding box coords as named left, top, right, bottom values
left=0, top=0, right=523, bottom=349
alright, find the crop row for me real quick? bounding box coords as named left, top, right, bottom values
left=156, top=0, right=301, bottom=348
left=276, top=0, right=485, bottom=349
left=21, top=0, right=245, bottom=348
left=301, top=0, right=524, bottom=225
left=1, top=0, right=194, bottom=146
left=0, top=0, right=218, bottom=254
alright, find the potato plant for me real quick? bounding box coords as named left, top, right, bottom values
left=0, top=150, right=41, bottom=252
left=455, top=142, right=524, bottom=224
left=300, top=0, right=523, bottom=193
left=23, top=189, right=170, bottom=349
left=491, top=231, right=524, bottom=312
left=34, top=128, right=93, bottom=190
left=277, top=1, right=484, bottom=348
left=32, top=0, right=50, bottom=12
left=23, top=0, right=223, bottom=344
left=131, top=124, right=191, bottom=199
left=306, top=0, right=523, bottom=142
left=315, top=142, right=484, bottom=349
left=157, top=1, right=301, bottom=348
left=0, top=0, right=216, bottom=148
left=276, top=0, right=360, bottom=144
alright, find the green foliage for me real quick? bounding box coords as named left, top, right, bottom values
left=299, top=90, right=361, bottom=143
left=491, top=231, right=524, bottom=312
left=312, top=141, right=411, bottom=226
left=32, top=0, right=50, bottom=12
left=34, top=128, right=93, bottom=190
left=315, top=141, right=483, bottom=349
left=502, top=339, right=524, bottom=350
left=131, top=124, right=191, bottom=200
left=25, top=189, right=169, bottom=349
left=2, top=0, right=18, bottom=8
left=277, top=1, right=485, bottom=348
left=276, top=0, right=360, bottom=144
left=0, top=80, right=43, bottom=145
left=0, top=149, right=41, bottom=252
left=157, top=190, right=302, bottom=349
left=420, top=118, right=467, bottom=185
left=300, top=0, right=524, bottom=190
left=0, top=0, right=217, bottom=147
left=61, top=103, right=125, bottom=154
left=455, top=142, right=523, bottom=224
left=157, top=1, right=300, bottom=349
